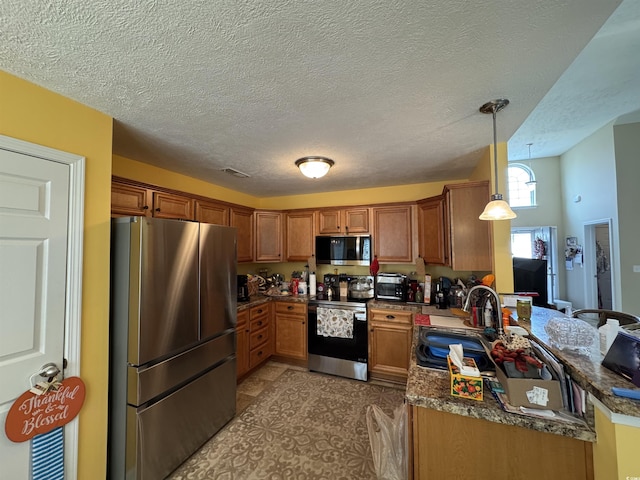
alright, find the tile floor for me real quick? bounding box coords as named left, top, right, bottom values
left=236, top=361, right=404, bottom=414
left=235, top=361, right=308, bottom=413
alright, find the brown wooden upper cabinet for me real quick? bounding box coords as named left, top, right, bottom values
left=417, top=195, right=447, bottom=265
left=285, top=210, right=315, bottom=262
left=111, top=181, right=152, bottom=217
left=111, top=179, right=193, bottom=220
left=152, top=191, right=194, bottom=220
left=372, top=204, right=413, bottom=263
left=254, top=211, right=282, bottom=262
left=444, top=181, right=493, bottom=271
left=317, top=207, right=369, bottom=235
left=195, top=199, right=230, bottom=225
left=231, top=206, right=255, bottom=263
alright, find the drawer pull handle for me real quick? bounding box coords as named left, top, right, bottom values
left=257, top=334, right=263, bottom=340
left=257, top=351, right=263, bottom=357
left=386, top=315, right=395, bottom=319
left=257, top=321, right=263, bottom=326
left=257, top=309, right=263, bottom=314
left=287, top=305, right=293, bottom=310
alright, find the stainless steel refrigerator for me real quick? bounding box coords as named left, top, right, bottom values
left=108, top=216, right=237, bottom=480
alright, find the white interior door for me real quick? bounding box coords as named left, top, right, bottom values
left=0, top=148, right=70, bottom=479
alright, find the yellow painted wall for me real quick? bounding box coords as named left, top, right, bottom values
left=0, top=70, right=113, bottom=479
left=113, top=154, right=260, bottom=208
left=113, top=153, right=453, bottom=208
left=470, top=142, right=514, bottom=294
left=593, top=406, right=640, bottom=479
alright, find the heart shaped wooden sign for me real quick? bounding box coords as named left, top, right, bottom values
left=4, top=376, right=86, bottom=443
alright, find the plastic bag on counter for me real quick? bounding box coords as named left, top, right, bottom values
left=366, top=404, right=408, bottom=480
left=544, top=316, right=597, bottom=355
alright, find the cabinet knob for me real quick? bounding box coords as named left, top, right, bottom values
left=257, top=351, right=263, bottom=357
left=143, top=205, right=149, bottom=210
left=386, top=315, right=395, bottom=320
left=257, top=320, right=263, bottom=326
left=155, top=208, right=160, bottom=212
left=287, top=305, right=293, bottom=310
left=302, top=321, right=305, bottom=325
left=370, top=328, right=374, bottom=332
left=257, top=334, right=263, bottom=340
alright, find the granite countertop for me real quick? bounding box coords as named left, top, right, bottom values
left=405, top=316, right=597, bottom=442
left=518, top=307, right=640, bottom=418
left=237, top=293, right=308, bottom=311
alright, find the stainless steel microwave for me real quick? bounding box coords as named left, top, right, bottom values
left=315, top=235, right=371, bottom=266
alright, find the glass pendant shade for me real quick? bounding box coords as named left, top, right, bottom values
left=479, top=194, right=517, bottom=220
left=295, top=156, right=334, bottom=178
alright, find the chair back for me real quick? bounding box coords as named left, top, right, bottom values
left=571, top=309, right=640, bottom=329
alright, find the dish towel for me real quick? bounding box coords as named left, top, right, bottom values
left=317, top=308, right=354, bottom=339
left=32, top=426, right=64, bottom=480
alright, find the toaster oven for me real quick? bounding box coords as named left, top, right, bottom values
left=375, top=273, right=407, bottom=301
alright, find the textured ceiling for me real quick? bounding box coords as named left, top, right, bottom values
left=1, top=0, right=636, bottom=197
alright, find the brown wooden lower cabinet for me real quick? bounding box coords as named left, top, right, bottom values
left=368, top=308, right=413, bottom=383
left=411, top=407, right=593, bottom=480
left=236, top=310, right=250, bottom=379
left=248, top=304, right=272, bottom=370
left=274, top=301, right=307, bottom=362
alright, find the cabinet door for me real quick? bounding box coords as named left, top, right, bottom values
left=231, top=207, right=254, bottom=263
left=417, top=196, right=446, bottom=265
left=372, top=205, right=413, bottom=263
left=274, top=313, right=307, bottom=360
left=236, top=310, right=250, bottom=379
left=317, top=209, right=342, bottom=234
left=317, top=208, right=370, bottom=235
left=368, top=308, right=412, bottom=382
left=344, top=208, right=369, bottom=233
left=368, top=321, right=412, bottom=381
left=195, top=199, right=230, bottom=225
left=255, top=211, right=282, bottom=262
left=446, top=182, right=493, bottom=271
left=285, top=211, right=315, bottom=262
left=152, top=191, right=194, bottom=220
left=111, top=181, right=152, bottom=217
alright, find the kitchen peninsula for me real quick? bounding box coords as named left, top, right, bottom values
left=407, top=305, right=640, bottom=480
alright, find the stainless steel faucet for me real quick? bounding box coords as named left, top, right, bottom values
left=462, top=284, right=504, bottom=336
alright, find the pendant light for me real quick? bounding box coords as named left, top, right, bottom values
left=295, top=156, right=334, bottom=178
left=525, top=143, right=537, bottom=191
left=478, top=99, right=517, bottom=221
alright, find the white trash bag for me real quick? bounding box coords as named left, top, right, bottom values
left=366, top=404, right=408, bottom=480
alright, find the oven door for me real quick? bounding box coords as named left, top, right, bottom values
left=307, top=304, right=368, bottom=363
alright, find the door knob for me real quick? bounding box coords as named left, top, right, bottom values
left=39, top=362, right=61, bottom=381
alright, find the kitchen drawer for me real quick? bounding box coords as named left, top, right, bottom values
left=369, top=308, right=413, bottom=325
left=249, top=325, right=269, bottom=350
left=250, top=304, right=269, bottom=320
left=250, top=315, right=269, bottom=332
left=249, top=344, right=270, bottom=369
left=275, top=302, right=306, bottom=315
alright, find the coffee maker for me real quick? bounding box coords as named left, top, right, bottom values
left=237, top=274, right=250, bottom=302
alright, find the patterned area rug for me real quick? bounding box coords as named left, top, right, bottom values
left=169, top=369, right=405, bottom=479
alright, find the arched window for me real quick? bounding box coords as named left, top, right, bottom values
left=508, top=163, right=536, bottom=207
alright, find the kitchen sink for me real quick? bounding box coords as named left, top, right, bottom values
left=415, top=325, right=494, bottom=373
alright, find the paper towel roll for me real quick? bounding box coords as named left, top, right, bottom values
left=309, top=274, right=316, bottom=295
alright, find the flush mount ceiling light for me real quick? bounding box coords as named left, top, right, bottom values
left=295, top=156, right=334, bottom=179
left=478, top=99, right=517, bottom=221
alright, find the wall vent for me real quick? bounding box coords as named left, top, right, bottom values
left=221, top=167, right=250, bottom=178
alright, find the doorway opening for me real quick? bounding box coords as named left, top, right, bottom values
left=584, top=220, right=615, bottom=310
